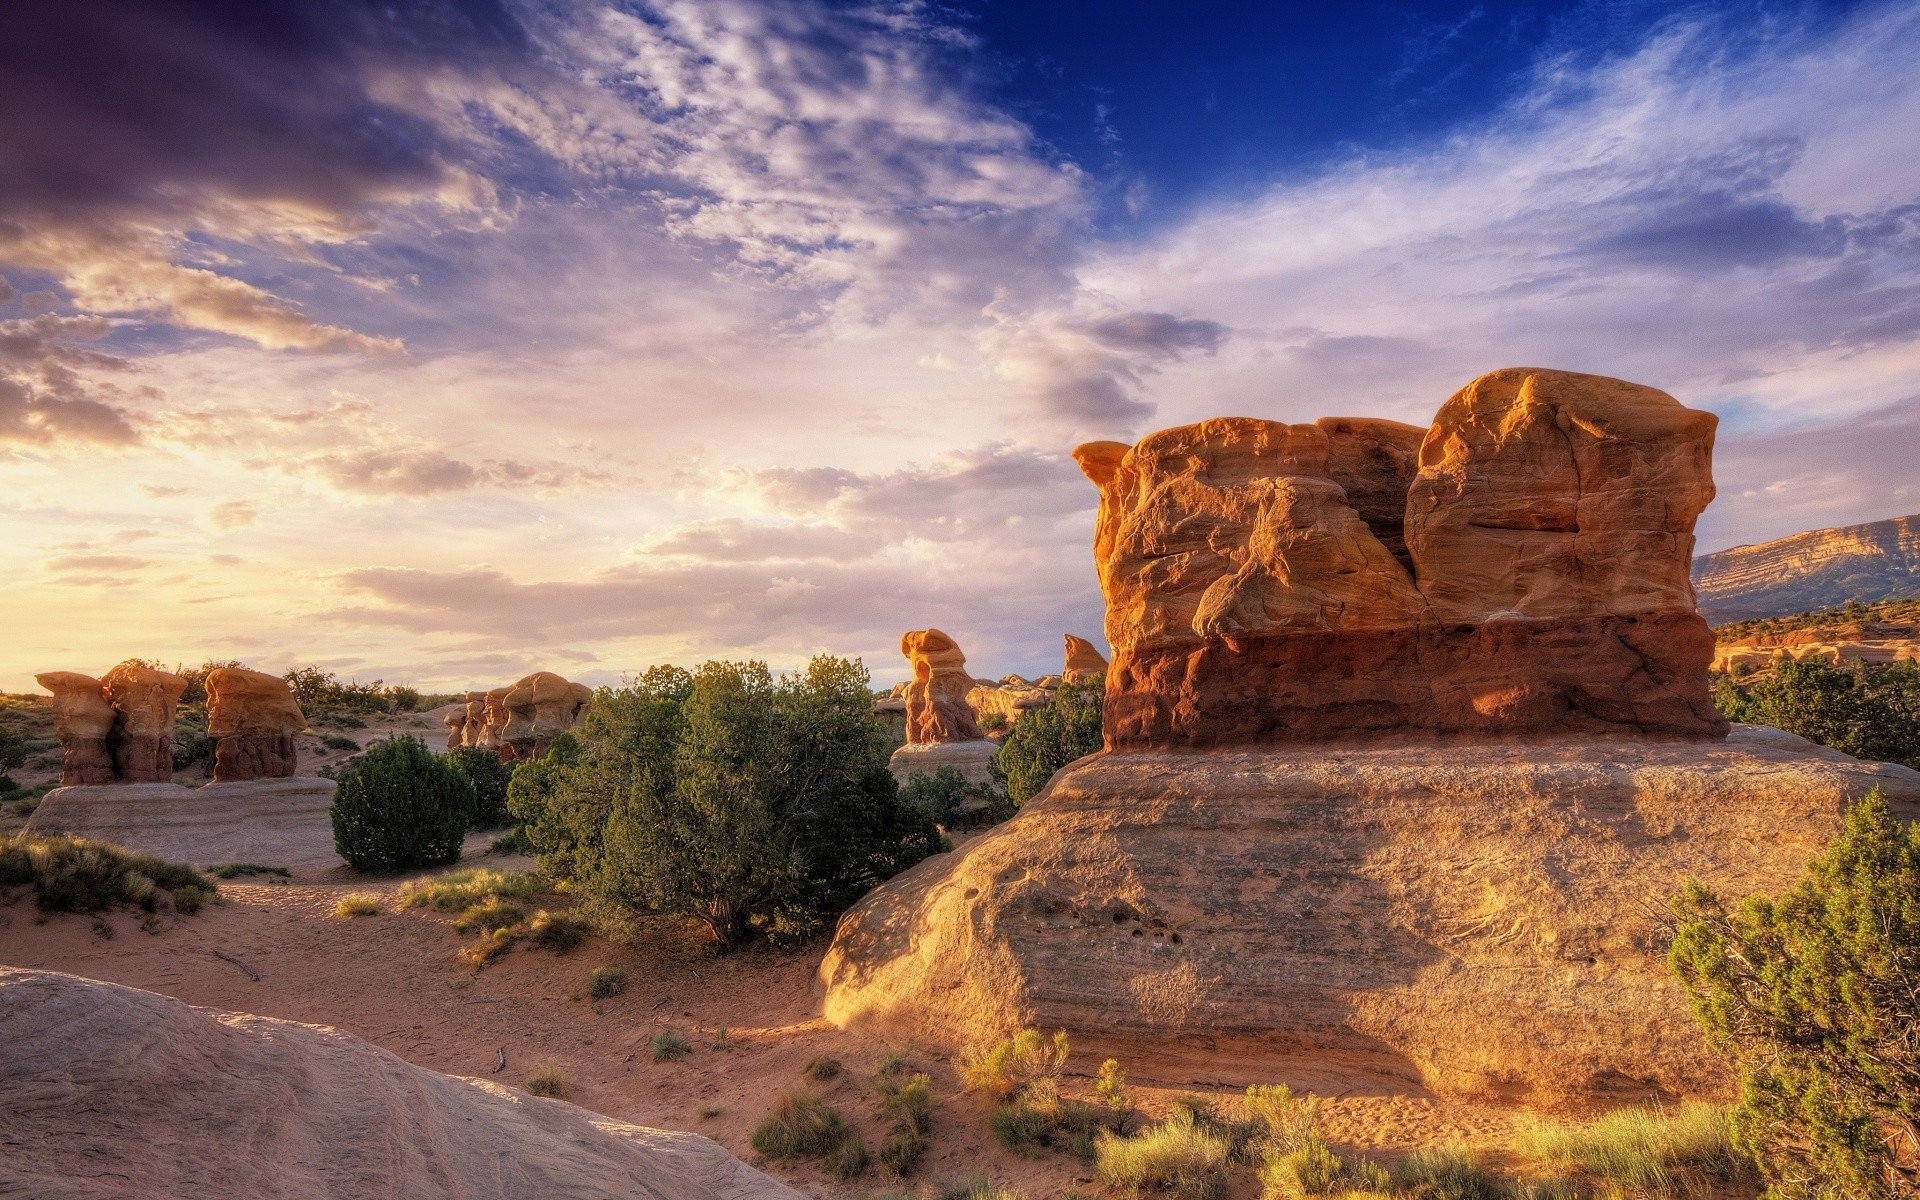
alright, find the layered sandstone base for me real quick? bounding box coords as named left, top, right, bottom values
left=212, top=734, right=300, bottom=782
left=25, top=778, right=341, bottom=871
left=1107, top=612, right=1725, bottom=749
left=821, top=727, right=1920, bottom=1105
left=1, top=969, right=803, bottom=1200
left=110, top=735, right=174, bottom=782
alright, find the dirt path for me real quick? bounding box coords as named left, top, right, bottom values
left=0, top=859, right=1528, bottom=1198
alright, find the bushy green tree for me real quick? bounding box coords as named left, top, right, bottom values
left=514, top=657, right=940, bottom=950
left=991, top=673, right=1105, bottom=807
left=900, top=766, right=971, bottom=825
left=0, top=723, right=27, bottom=790
left=1670, top=789, right=1920, bottom=1198
left=445, top=745, right=515, bottom=827
left=1715, top=660, right=1920, bottom=769
left=330, top=734, right=476, bottom=873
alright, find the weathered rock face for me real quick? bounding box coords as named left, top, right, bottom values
left=444, top=708, right=470, bottom=749
left=501, top=672, right=593, bottom=761
left=99, top=662, right=187, bottom=782
left=823, top=728, right=1920, bottom=1103
left=901, top=629, right=984, bottom=744
left=1078, top=369, right=1725, bottom=748
left=1063, top=635, right=1108, bottom=684
left=464, top=692, right=493, bottom=750
left=205, top=667, right=307, bottom=782
left=965, top=680, right=1051, bottom=730
left=34, top=672, right=116, bottom=786
left=474, top=688, right=510, bottom=753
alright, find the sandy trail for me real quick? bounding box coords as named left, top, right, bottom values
left=0, top=854, right=1523, bottom=1198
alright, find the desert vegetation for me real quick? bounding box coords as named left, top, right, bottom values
left=0, top=832, right=214, bottom=915
left=330, top=734, right=476, bottom=872
left=991, top=673, right=1104, bottom=807
left=1713, top=659, right=1920, bottom=769
left=1714, top=598, right=1920, bottom=644
left=751, top=1090, right=868, bottom=1180
left=506, top=656, right=943, bottom=950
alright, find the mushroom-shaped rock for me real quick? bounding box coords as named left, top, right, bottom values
left=501, top=672, right=592, bottom=761
left=474, top=688, right=511, bottom=754
left=100, top=662, right=187, bottom=782
left=443, top=708, right=469, bottom=750
left=462, top=692, right=492, bottom=750
left=35, top=672, right=116, bottom=785
left=1406, top=368, right=1717, bottom=622
left=205, top=668, right=308, bottom=782
left=900, top=629, right=983, bottom=745
left=1062, top=635, right=1108, bottom=684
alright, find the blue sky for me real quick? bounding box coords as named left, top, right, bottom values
left=2, top=0, right=1918, bottom=690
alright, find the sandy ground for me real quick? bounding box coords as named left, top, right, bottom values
left=0, top=850, right=1540, bottom=1199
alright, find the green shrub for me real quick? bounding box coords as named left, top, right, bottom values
left=446, top=745, right=515, bottom=828
left=650, top=1030, right=692, bottom=1061
left=882, top=1072, right=934, bottom=1133
left=509, top=658, right=942, bottom=951
left=990, top=673, right=1104, bottom=807
left=1713, top=659, right=1920, bottom=768
left=526, top=909, right=588, bottom=950
left=1258, top=1131, right=1344, bottom=1197
left=880, top=1125, right=927, bottom=1176
left=957, top=1028, right=1069, bottom=1099
left=1243, top=1083, right=1323, bottom=1152
left=991, top=1103, right=1050, bottom=1155
left=1095, top=1107, right=1234, bottom=1199
left=751, top=1091, right=852, bottom=1161
left=1671, top=788, right=1920, bottom=1198
left=901, top=766, right=971, bottom=825
left=320, top=734, right=360, bottom=752
left=330, top=735, right=475, bottom=873
left=0, top=833, right=216, bottom=915
left=1096, top=1058, right=1133, bottom=1119
left=1520, top=1101, right=1743, bottom=1192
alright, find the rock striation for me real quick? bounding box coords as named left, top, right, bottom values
left=823, top=728, right=1920, bottom=1103
left=1079, top=368, right=1725, bottom=749
left=1694, top=513, right=1920, bottom=624
left=1, top=968, right=804, bottom=1200
left=900, top=629, right=984, bottom=745
left=204, top=667, right=308, bottom=782
left=100, top=662, right=188, bottom=782
left=34, top=671, right=117, bottom=786
left=1063, top=634, right=1108, bottom=684
left=501, top=671, right=594, bottom=762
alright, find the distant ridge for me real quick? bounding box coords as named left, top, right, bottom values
left=1693, top=513, right=1920, bottom=624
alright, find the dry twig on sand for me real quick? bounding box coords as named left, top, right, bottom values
left=211, top=950, right=259, bottom=981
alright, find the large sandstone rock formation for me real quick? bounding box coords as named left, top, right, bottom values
left=900, top=629, right=984, bottom=744
left=1080, top=368, right=1725, bottom=748
left=205, top=667, right=308, bottom=782
left=462, top=691, right=492, bottom=749
left=476, top=687, right=510, bottom=752
left=25, top=778, right=342, bottom=871
left=1, top=968, right=803, bottom=1200
left=1063, top=634, right=1108, bottom=684
left=823, top=728, right=1920, bottom=1103
left=100, top=662, right=188, bottom=782
left=501, top=671, right=594, bottom=762
left=34, top=671, right=116, bottom=786
left=444, top=707, right=470, bottom=750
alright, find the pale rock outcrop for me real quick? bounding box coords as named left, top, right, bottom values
left=205, top=667, right=308, bottom=782
left=1079, top=369, right=1725, bottom=748
left=965, top=680, right=1051, bottom=731
left=823, top=728, right=1920, bottom=1103
left=443, top=708, right=469, bottom=750
left=900, top=629, right=983, bottom=745
left=1, top=969, right=805, bottom=1200
left=34, top=671, right=116, bottom=786
left=26, top=778, right=340, bottom=870
left=474, top=688, right=510, bottom=753
left=463, top=691, right=493, bottom=750
left=100, top=662, right=187, bottom=782
left=501, top=671, right=593, bottom=762
left=1062, top=634, right=1108, bottom=683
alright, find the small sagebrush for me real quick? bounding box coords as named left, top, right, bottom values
left=333, top=892, right=382, bottom=917
left=650, top=1030, right=692, bottom=1062
left=207, top=862, right=291, bottom=880
left=957, top=1028, right=1069, bottom=1099
left=525, top=1064, right=569, bottom=1098
left=751, top=1090, right=851, bottom=1160
left=527, top=908, right=588, bottom=951
left=804, top=1055, right=843, bottom=1082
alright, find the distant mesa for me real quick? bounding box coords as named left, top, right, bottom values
left=1693, top=512, right=1920, bottom=624
left=205, top=667, right=307, bottom=782
left=1081, top=367, right=1724, bottom=748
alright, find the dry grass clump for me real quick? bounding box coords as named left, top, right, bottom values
left=804, top=1055, right=843, bottom=1082
left=650, top=1030, right=692, bottom=1062
left=586, top=966, right=625, bottom=999
left=525, top=1063, right=569, bottom=1098
left=207, top=862, right=290, bottom=879
left=395, top=867, right=543, bottom=911
left=0, top=833, right=215, bottom=915
left=526, top=908, right=588, bottom=950
left=1096, top=1105, right=1236, bottom=1199
left=936, top=1174, right=1028, bottom=1200
left=750, top=1090, right=869, bottom=1179
left=958, top=1028, right=1069, bottom=1099
left=1519, top=1102, right=1746, bottom=1195
left=1390, top=1146, right=1505, bottom=1199
left=875, top=1052, right=934, bottom=1176
left=395, top=867, right=592, bottom=971
left=332, top=892, right=382, bottom=918
left=451, top=895, right=525, bottom=934
left=959, top=1030, right=1114, bottom=1160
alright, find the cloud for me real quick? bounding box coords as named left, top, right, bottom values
left=978, top=300, right=1228, bottom=427
left=43, top=554, right=150, bottom=573
left=0, top=314, right=141, bottom=445
left=643, top=519, right=874, bottom=563
left=207, top=500, right=257, bottom=530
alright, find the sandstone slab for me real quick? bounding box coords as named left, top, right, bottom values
left=0, top=968, right=803, bottom=1200
left=887, top=739, right=1001, bottom=789
left=24, top=778, right=342, bottom=871
left=822, top=727, right=1920, bottom=1104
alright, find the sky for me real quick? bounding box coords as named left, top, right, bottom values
left=3, top=0, right=1919, bottom=692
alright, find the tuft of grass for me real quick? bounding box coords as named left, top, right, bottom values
left=1244, top=1083, right=1323, bottom=1153
left=880, top=1125, right=927, bottom=1177
left=587, top=966, right=626, bottom=999
left=751, top=1090, right=851, bottom=1161
left=452, top=896, right=526, bottom=934
left=1095, top=1106, right=1234, bottom=1200
left=1257, top=1131, right=1350, bottom=1198
left=457, top=926, right=515, bottom=970
left=1394, top=1145, right=1506, bottom=1200
left=333, top=892, right=382, bottom=918
left=319, top=733, right=360, bottom=751
left=711, top=1026, right=734, bottom=1051
left=824, top=1137, right=871, bottom=1180
left=526, top=908, right=588, bottom=951
left=937, top=1176, right=1027, bottom=1200
left=525, top=1063, right=569, bottom=1099
left=207, top=862, right=291, bottom=880
left=650, top=1030, right=692, bottom=1062
left=957, top=1028, right=1068, bottom=1099
left=1520, top=1101, right=1745, bottom=1194
left=0, top=833, right=216, bottom=915
left=804, top=1055, right=843, bottom=1082
left=698, top=1104, right=723, bottom=1120
left=395, top=867, right=542, bottom=912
